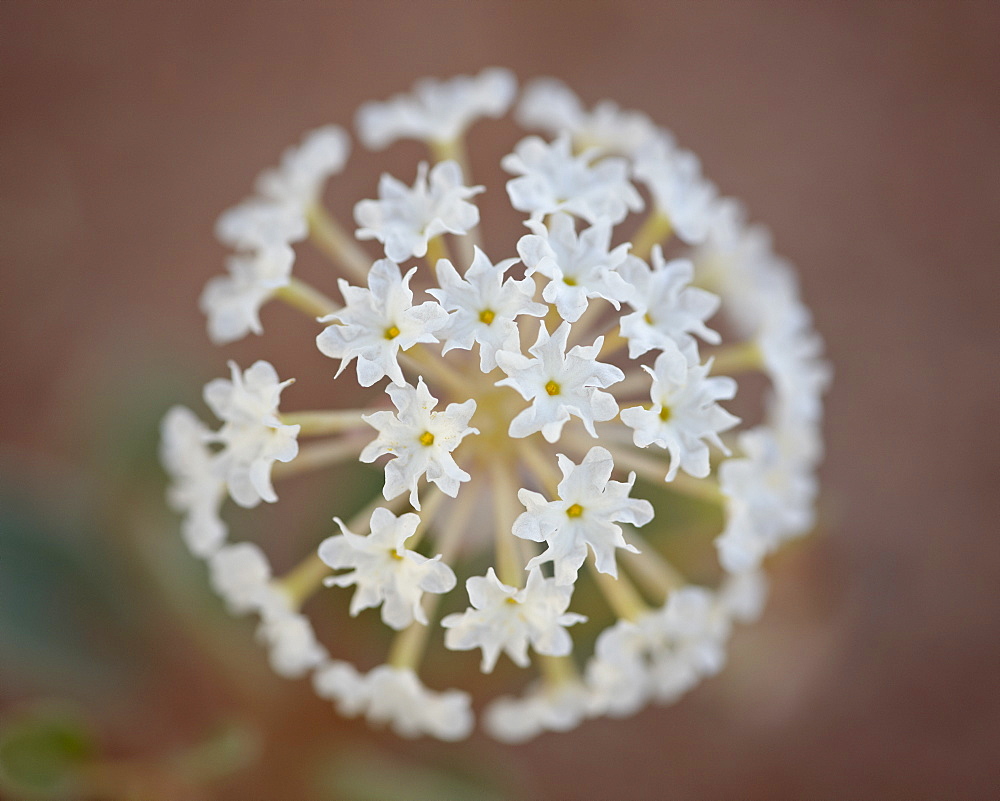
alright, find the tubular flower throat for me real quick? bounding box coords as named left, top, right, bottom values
left=162, top=69, right=830, bottom=742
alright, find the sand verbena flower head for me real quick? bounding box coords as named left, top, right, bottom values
left=163, top=68, right=830, bottom=742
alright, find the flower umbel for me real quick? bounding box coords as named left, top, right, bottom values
left=163, top=71, right=829, bottom=742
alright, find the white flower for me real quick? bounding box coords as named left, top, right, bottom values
left=256, top=607, right=327, bottom=679
left=620, top=346, right=739, bottom=481
left=316, top=259, right=448, bottom=387
left=200, top=251, right=293, bottom=344
left=427, top=247, right=546, bottom=372
left=516, top=77, right=661, bottom=156
left=318, top=507, right=457, bottom=630
left=484, top=680, right=593, bottom=743
left=356, top=67, right=516, bottom=149
left=641, top=587, right=731, bottom=703
left=585, top=620, right=650, bottom=717
left=759, top=299, right=832, bottom=427
left=354, top=161, right=484, bottom=262
left=314, top=662, right=473, bottom=740
left=255, top=124, right=350, bottom=209
left=360, top=377, right=478, bottom=509
left=718, top=570, right=768, bottom=624
left=633, top=139, right=718, bottom=245
left=214, top=199, right=308, bottom=253
left=716, top=427, right=818, bottom=574
left=160, top=406, right=227, bottom=557
left=513, top=446, right=654, bottom=585
left=619, top=247, right=722, bottom=359
left=496, top=321, right=624, bottom=443
left=203, top=360, right=300, bottom=509
left=441, top=567, right=586, bottom=672
left=207, top=541, right=274, bottom=614
left=516, top=213, right=633, bottom=322
left=503, top=133, right=643, bottom=224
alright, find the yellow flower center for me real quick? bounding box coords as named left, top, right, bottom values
left=384, top=324, right=400, bottom=340
left=479, top=308, right=496, bottom=325
left=563, top=276, right=577, bottom=286
left=389, top=549, right=404, bottom=561
left=566, top=503, right=584, bottom=518
left=418, top=430, right=435, bottom=447
left=659, top=405, right=672, bottom=422
left=504, top=596, right=520, bottom=605
left=545, top=380, right=561, bottom=396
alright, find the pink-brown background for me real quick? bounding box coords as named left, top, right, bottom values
left=2, top=2, right=998, bottom=799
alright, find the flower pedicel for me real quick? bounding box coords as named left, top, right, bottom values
left=162, top=69, right=830, bottom=742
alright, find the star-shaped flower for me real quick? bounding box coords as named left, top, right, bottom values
left=620, top=346, right=739, bottom=481
left=203, top=360, right=300, bottom=509
left=316, top=259, right=449, bottom=387
left=503, top=133, right=643, bottom=225
left=442, top=567, right=587, bottom=672
left=516, top=77, right=661, bottom=156
left=360, top=377, right=478, bottom=509
left=200, top=250, right=294, bottom=344
left=496, top=322, right=624, bottom=443
left=160, top=405, right=227, bottom=557
left=427, top=247, right=546, bottom=371
left=513, top=446, right=654, bottom=585
left=318, top=507, right=457, bottom=630
left=356, top=67, right=517, bottom=149
left=619, top=246, right=722, bottom=360
left=517, top=212, right=633, bottom=322
left=633, top=139, right=718, bottom=245
left=314, top=662, right=473, bottom=740
left=354, top=161, right=484, bottom=262
left=715, top=427, right=817, bottom=574
left=255, top=124, right=350, bottom=209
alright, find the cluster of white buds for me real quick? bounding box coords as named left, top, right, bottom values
left=162, top=69, right=830, bottom=742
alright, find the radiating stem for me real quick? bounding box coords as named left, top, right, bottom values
left=399, top=345, right=469, bottom=398
left=705, top=340, right=763, bottom=375
left=406, top=483, right=447, bottom=550
left=519, top=440, right=561, bottom=496
left=588, top=561, right=647, bottom=622
left=274, top=277, right=340, bottom=319
left=278, top=551, right=331, bottom=610
left=598, top=326, right=629, bottom=360
left=538, top=653, right=579, bottom=686
left=491, top=460, right=524, bottom=588
left=280, top=409, right=369, bottom=436
left=307, top=203, right=372, bottom=283
left=424, top=235, right=451, bottom=269
left=620, top=532, right=686, bottom=606
left=271, top=434, right=367, bottom=480
left=630, top=208, right=673, bottom=262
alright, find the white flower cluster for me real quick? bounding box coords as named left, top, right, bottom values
left=163, top=69, right=829, bottom=742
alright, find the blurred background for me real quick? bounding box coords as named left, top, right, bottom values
left=2, top=2, right=998, bottom=799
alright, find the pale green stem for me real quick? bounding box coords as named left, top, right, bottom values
left=278, top=551, right=332, bottom=610
left=588, top=560, right=648, bottom=622
left=491, top=460, right=525, bottom=588
left=424, top=234, right=451, bottom=269
left=399, top=344, right=469, bottom=398
left=280, top=409, right=369, bottom=437
left=273, top=277, right=340, bottom=319
left=270, top=434, right=366, bottom=480
left=705, top=340, right=764, bottom=375
left=307, top=203, right=372, bottom=283
left=519, top=439, right=562, bottom=497
left=538, top=653, right=580, bottom=686
left=620, top=532, right=686, bottom=606
left=630, top=208, right=673, bottom=262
